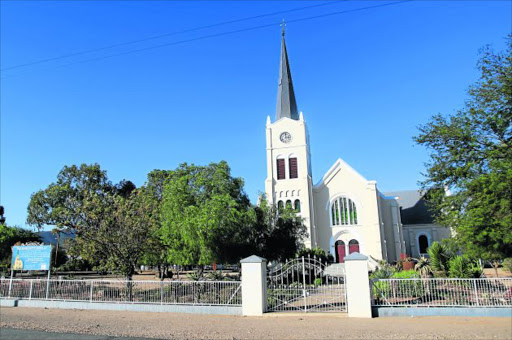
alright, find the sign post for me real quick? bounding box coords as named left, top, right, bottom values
left=10, top=244, right=52, bottom=299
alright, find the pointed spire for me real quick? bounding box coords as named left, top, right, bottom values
left=275, top=24, right=299, bottom=121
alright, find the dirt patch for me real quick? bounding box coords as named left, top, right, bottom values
left=1, top=307, right=511, bottom=339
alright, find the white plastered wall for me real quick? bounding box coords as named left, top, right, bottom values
left=264, top=114, right=316, bottom=247
left=312, top=159, right=384, bottom=261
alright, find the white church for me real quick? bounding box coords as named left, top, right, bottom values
left=264, top=32, right=451, bottom=264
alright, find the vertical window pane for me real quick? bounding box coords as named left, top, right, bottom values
left=349, top=199, right=354, bottom=224
left=343, top=198, right=348, bottom=225
left=286, top=200, right=292, bottom=210
left=334, top=200, right=339, bottom=225
left=353, top=201, right=358, bottom=224
left=277, top=159, right=285, bottom=180
left=294, top=199, right=301, bottom=212
left=289, top=158, right=298, bottom=179
left=278, top=200, right=284, bottom=212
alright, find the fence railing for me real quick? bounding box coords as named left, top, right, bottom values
left=371, top=278, right=512, bottom=307
left=0, top=278, right=242, bottom=306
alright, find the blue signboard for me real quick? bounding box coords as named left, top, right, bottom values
left=11, top=245, right=52, bottom=271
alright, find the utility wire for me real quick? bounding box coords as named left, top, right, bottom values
left=1, top=1, right=342, bottom=71
left=2, top=1, right=411, bottom=76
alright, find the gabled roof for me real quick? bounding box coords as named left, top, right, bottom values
left=313, top=158, right=370, bottom=189
left=275, top=33, right=299, bottom=121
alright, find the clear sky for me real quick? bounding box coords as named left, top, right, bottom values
left=1, top=1, right=510, bottom=229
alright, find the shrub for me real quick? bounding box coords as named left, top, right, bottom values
left=296, top=247, right=333, bottom=263
left=391, top=270, right=419, bottom=279
left=448, top=256, right=482, bottom=278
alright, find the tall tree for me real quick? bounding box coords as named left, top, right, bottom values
left=159, top=162, right=252, bottom=266
left=415, top=36, right=512, bottom=260
left=245, top=196, right=308, bottom=263
left=27, top=164, right=158, bottom=280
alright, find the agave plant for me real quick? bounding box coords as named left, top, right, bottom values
left=448, top=256, right=472, bottom=278
left=414, top=256, right=433, bottom=278
left=428, top=242, right=450, bottom=276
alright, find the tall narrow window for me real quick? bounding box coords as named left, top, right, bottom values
left=294, top=199, right=301, bottom=212
left=277, top=159, right=286, bottom=180
left=289, top=157, right=298, bottom=179
left=277, top=200, right=284, bottom=212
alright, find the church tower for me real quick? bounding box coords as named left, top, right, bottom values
left=264, top=30, right=316, bottom=248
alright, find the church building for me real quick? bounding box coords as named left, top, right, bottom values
left=264, top=32, right=450, bottom=263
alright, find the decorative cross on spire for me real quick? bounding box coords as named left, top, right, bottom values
left=280, top=19, right=286, bottom=37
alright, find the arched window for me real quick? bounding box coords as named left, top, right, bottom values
left=348, top=239, right=360, bottom=254
left=294, top=199, right=301, bottom=212
left=331, top=197, right=358, bottom=226
left=289, top=157, right=298, bottom=179
left=418, top=235, right=429, bottom=254
left=286, top=200, right=292, bottom=210
left=277, top=200, right=284, bottom=212
left=335, top=240, right=346, bottom=263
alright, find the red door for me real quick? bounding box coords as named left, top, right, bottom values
left=336, top=242, right=346, bottom=263
left=349, top=240, right=360, bottom=254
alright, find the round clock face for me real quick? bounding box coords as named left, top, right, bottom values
left=280, top=132, right=292, bottom=143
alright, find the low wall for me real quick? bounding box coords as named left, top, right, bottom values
left=373, top=307, right=512, bottom=318
left=1, top=299, right=17, bottom=307
left=2, top=299, right=241, bottom=315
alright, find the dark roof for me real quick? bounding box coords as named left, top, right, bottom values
left=384, top=190, right=435, bottom=225
left=275, top=33, right=299, bottom=121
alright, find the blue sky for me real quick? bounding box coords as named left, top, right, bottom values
left=1, top=1, right=510, bottom=229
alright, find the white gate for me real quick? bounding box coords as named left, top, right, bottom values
left=267, top=256, right=346, bottom=312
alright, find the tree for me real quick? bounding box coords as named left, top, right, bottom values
left=27, top=164, right=158, bottom=280
left=159, top=162, right=252, bottom=267
left=0, top=224, right=40, bottom=273
left=415, top=36, right=512, bottom=260
left=244, top=196, right=308, bottom=263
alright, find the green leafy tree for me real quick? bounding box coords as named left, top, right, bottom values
left=245, top=196, right=308, bottom=263
left=160, top=162, right=252, bottom=266
left=0, top=224, right=41, bottom=273
left=415, top=36, right=512, bottom=261
left=27, top=164, right=159, bottom=280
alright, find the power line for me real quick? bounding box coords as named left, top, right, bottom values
left=1, top=1, right=342, bottom=72
left=3, top=1, right=412, bottom=76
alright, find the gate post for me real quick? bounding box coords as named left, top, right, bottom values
left=344, top=252, right=372, bottom=318
left=240, top=255, right=267, bottom=316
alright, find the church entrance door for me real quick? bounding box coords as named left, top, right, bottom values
left=335, top=241, right=346, bottom=263
left=348, top=239, right=360, bottom=254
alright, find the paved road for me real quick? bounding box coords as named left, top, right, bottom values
left=0, top=328, right=156, bottom=340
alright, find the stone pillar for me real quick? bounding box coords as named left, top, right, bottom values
left=345, top=252, right=372, bottom=318
left=240, top=255, right=267, bottom=316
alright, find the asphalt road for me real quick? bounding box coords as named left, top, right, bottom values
left=0, top=328, right=157, bottom=340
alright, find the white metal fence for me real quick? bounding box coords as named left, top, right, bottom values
left=0, top=278, right=242, bottom=306
left=371, top=278, right=512, bottom=307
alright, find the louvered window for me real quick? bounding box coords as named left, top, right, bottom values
left=277, top=159, right=286, bottom=180
left=289, top=157, right=298, bottom=179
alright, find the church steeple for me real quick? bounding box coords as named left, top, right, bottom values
left=275, top=27, right=299, bottom=121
